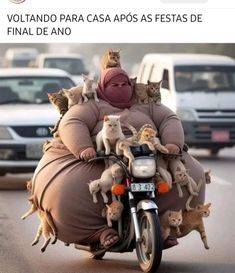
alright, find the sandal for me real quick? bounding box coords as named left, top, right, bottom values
left=163, top=235, right=179, bottom=249
left=99, top=228, right=119, bottom=249
left=90, top=228, right=119, bottom=256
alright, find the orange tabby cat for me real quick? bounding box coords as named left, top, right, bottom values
left=138, top=127, right=168, bottom=153
left=21, top=194, right=58, bottom=252
left=102, top=200, right=124, bottom=227
left=101, top=49, right=121, bottom=71
left=31, top=209, right=58, bottom=252
left=170, top=203, right=211, bottom=249
left=160, top=210, right=183, bottom=240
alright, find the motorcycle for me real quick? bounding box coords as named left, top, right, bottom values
left=75, top=144, right=170, bottom=273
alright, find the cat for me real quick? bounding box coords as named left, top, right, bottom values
left=157, top=157, right=173, bottom=189
left=47, top=90, right=68, bottom=115
left=130, top=77, right=137, bottom=89
left=102, top=200, right=124, bottom=227
left=96, top=115, right=125, bottom=155
left=47, top=90, right=68, bottom=137
left=134, top=83, right=149, bottom=104
left=101, top=48, right=121, bottom=70
left=115, top=122, right=139, bottom=167
left=205, top=170, right=212, bottom=184
left=26, top=178, right=33, bottom=192
left=31, top=209, right=58, bottom=252
left=169, top=159, right=203, bottom=210
left=62, top=85, right=83, bottom=108
left=160, top=210, right=183, bottom=240
left=21, top=197, right=58, bottom=252
left=21, top=196, right=37, bottom=220
left=138, top=127, right=169, bottom=153
left=81, top=74, right=99, bottom=103
left=147, top=80, right=162, bottom=104
left=170, top=203, right=211, bottom=249
left=88, top=163, right=125, bottom=203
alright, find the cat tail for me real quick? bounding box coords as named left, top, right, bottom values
left=45, top=210, right=58, bottom=245
left=185, top=195, right=194, bottom=211
left=197, top=179, right=203, bottom=193
left=137, top=124, right=154, bottom=140
left=121, top=122, right=138, bottom=142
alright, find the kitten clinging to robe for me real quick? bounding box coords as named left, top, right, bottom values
left=169, top=158, right=203, bottom=211
left=170, top=203, right=211, bottom=249
left=21, top=196, right=58, bottom=252
left=160, top=210, right=183, bottom=241
left=47, top=90, right=68, bottom=137
left=88, top=163, right=125, bottom=203
left=102, top=200, right=124, bottom=227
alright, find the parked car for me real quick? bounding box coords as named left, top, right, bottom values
left=37, top=53, right=89, bottom=85
left=138, top=54, right=235, bottom=155
left=0, top=68, right=75, bottom=176
left=4, top=48, right=39, bottom=68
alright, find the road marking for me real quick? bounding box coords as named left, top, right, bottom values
left=212, top=175, right=232, bottom=186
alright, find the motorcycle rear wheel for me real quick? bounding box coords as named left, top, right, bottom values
left=136, top=210, right=162, bottom=273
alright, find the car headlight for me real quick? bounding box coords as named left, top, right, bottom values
left=176, top=108, right=196, bottom=121
left=131, top=157, right=156, bottom=178
left=0, top=127, right=13, bottom=140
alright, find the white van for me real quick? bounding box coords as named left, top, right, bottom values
left=37, top=53, right=89, bottom=85
left=138, top=54, right=235, bottom=155
left=4, top=48, right=38, bottom=68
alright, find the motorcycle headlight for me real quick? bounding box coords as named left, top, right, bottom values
left=176, top=108, right=196, bottom=121
left=131, top=157, right=156, bottom=178
left=0, top=127, right=13, bottom=140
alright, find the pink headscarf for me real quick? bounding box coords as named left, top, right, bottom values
left=96, top=68, right=134, bottom=109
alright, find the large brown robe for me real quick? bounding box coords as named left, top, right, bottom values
left=32, top=100, right=206, bottom=244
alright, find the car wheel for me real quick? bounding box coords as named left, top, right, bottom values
left=0, top=171, right=7, bottom=176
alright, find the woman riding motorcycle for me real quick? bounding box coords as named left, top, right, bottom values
left=31, top=67, right=206, bottom=249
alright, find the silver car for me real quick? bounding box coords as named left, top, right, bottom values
left=0, top=68, right=75, bottom=176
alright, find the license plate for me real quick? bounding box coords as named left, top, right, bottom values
left=26, top=143, right=43, bottom=159
left=130, top=183, right=155, bottom=192
left=211, top=130, right=230, bottom=142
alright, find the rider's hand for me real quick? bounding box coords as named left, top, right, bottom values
left=163, top=144, right=180, bottom=160
left=80, top=147, right=96, bottom=161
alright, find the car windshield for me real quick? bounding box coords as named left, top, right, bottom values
left=44, top=58, right=86, bottom=75
left=174, top=65, right=235, bottom=92
left=0, top=76, right=74, bottom=104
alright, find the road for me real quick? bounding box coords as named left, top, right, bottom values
left=0, top=148, right=235, bottom=273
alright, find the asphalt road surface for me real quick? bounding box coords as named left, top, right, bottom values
left=0, top=148, right=235, bottom=273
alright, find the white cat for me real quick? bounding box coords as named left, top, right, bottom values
left=88, top=163, right=125, bottom=203
left=81, top=74, right=99, bottom=103
left=96, top=115, right=125, bottom=155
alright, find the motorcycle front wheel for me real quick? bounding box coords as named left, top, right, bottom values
left=136, top=210, right=162, bottom=273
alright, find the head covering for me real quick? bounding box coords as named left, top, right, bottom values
left=96, top=68, right=134, bottom=109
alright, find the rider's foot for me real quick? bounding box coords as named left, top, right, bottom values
left=163, top=235, right=179, bottom=249
left=100, top=228, right=119, bottom=249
